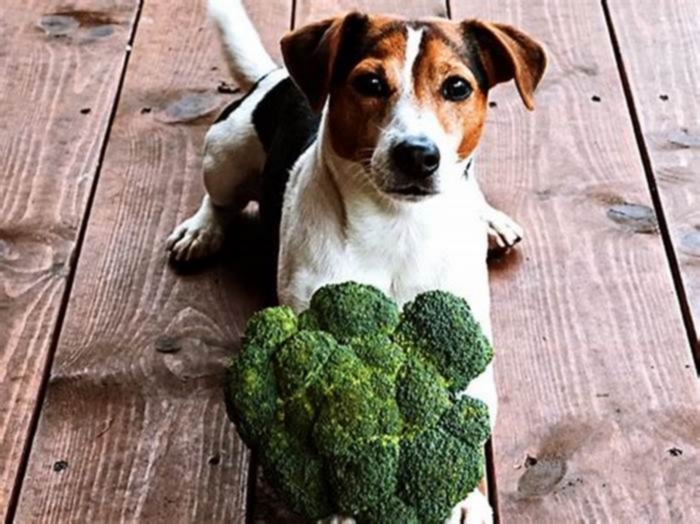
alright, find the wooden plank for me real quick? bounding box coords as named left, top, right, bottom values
left=606, top=0, right=700, bottom=361
left=295, top=0, right=448, bottom=22
left=13, top=0, right=292, bottom=521
left=448, top=0, right=700, bottom=521
left=0, top=0, right=140, bottom=518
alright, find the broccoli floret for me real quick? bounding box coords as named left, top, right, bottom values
left=224, top=343, right=278, bottom=444
left=397, top=355, right=452, bottom=437
left=225, top=307, right=300, bottom=444
left=224, top=282, right=493, bottom=523
left=398, top=427, right=484, bottom=523
left=298, top=309, right=320, bottom=331
left=440, top=396, right=491, bottom=445
left=395, top=291, right=493, bottom=392
left=329, top=439, right=400, bottom=515
left=263, top=424, right=333, bottom=519
left=351, top=333, right=406, bottom=377
left=312, top=345, right=394, bottom=457
left=244, top=306, right=298, bottom=350
left=306, top=282, right=400, bottom=341
left=358, top=496, right=419, bottom=524
left=274, top=330, right=336, bottom=398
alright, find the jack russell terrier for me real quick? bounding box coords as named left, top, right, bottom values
left=167, top=0, right=546, bottom=522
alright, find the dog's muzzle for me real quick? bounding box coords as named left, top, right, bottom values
left=387, top=136, right=440, bottom=198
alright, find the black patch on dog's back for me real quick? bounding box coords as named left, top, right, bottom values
left=251, top=77, right=321, bottom=289
left=214, top=97, right=245, bottom=124
left=252, top=77, right=319, bottom=153
left=214, top=70, right=278, bottom=124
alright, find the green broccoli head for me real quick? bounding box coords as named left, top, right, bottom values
left=225, top=282, right=493, bottom=523
left=329, top=439, right=400, bottom=515
left=358, top=495, right=419, bottom=524
left=395, top=291, right=493, bottom=393
left=244, top=306, right=298, bottom=350
left=305, top=282, right=400, bottom=341
left=398, top=427, right=484, bottom=523
left=441, top=396, right=491, bottom=445
left=263, top=423, right=333, bottom=519
left=312, top=345, right=396, bottom=458
left=397, top=354, right=452, bottom=437
left=225, top=306, right=299, bottom=443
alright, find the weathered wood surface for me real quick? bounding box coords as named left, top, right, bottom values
left=295, top=0, right=448, bottom=22
left=449, top=0, right=700, bottom=521
left=0, top=0, right=139, bottom=518
left=4, top=0, right=699, bottom=522
left=13, top=0, right=290, bottom=521
left=607, top=0, right=700, bottom=360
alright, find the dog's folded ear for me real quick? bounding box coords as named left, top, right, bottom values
left=464, top=21, right=547, bottom=110
left=281, top=12, right=367, bottom=112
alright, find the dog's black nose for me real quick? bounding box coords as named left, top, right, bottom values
left=392, top=137, right=441, bottom=178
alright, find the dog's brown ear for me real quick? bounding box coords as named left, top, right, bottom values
left=464, top=20, right=547, bottom=110
left=281, top=13, right=365, bottom=112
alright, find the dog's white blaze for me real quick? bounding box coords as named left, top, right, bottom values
left=373, top=25, right=465, bottom=193
left=401, top=27, right=424, bottom=97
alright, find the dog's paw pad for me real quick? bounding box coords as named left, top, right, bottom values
left=166, top=215, right=224, bottom=262
left=486, top=210, right=523, bottom=254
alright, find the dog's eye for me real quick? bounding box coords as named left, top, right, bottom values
left=353, top=73, right=389, bottom=98
left=441, top=76, right=472, bottom=102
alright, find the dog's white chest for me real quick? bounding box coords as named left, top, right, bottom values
left=278, top=177, right=492, bottom=335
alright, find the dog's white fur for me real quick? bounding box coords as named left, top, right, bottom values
left=208, top=0, right=277, bottom=90
left=168, top=2, right=527, bottom=522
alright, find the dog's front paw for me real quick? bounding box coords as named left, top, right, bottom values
left=166, top=211, right=224, bottom=262
left=447, top=488, right=493, bottom=524
left=484, top=207, right=524, bottom=255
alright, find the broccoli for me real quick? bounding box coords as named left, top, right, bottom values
left=225, top=282, right=493, bottom=523
left=395, top=290, right=494, bottom=393
left=305, top=282, right=400, bottom=341
left=398, top=426, right=484, bottom=523
left=359, top=495, right=419, bottom=524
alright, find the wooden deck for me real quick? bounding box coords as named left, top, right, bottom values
left=1, top=0, right=699, bottom=522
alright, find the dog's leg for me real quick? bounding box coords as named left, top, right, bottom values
left=167, top=93, right=266, bottom=262
left=166, top=195, right=230, bottom=262
left=468, top=170, right=524, bottom=254
left=483, top=202, right=524, bottom=254
left=448, top=487, right=493, bottom=524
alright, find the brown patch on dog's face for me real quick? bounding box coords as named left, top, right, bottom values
left=326, top=16, right=408, bottom=166
left=281, top=13, right=546, bottom=199
left=411, top=21, right=490, bottom=161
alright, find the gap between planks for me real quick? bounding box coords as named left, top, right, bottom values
left=5, top=3, right=147, bottom=519
left=2, top=1, right=145, bottom=520
left=601, top=0, right=699, bottom=371
left=12, top=0, right=291, bottom=521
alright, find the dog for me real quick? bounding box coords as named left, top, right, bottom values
left=167, top=0, right=546, bottom=522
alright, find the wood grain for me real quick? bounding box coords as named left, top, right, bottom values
left=449, top=0, right=700, bottom=521
left=0, top=0, right=140, bottom=518
left=295, top=0, right=448, bottom=24
left=606, top=0, right=700, bottom=359
left=13, top=0, right=291, bottom=521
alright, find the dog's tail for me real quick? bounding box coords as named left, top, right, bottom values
left=208, top=0, right=279, bottom=91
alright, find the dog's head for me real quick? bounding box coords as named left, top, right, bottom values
left=281, top=14, right=546, bottom=201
